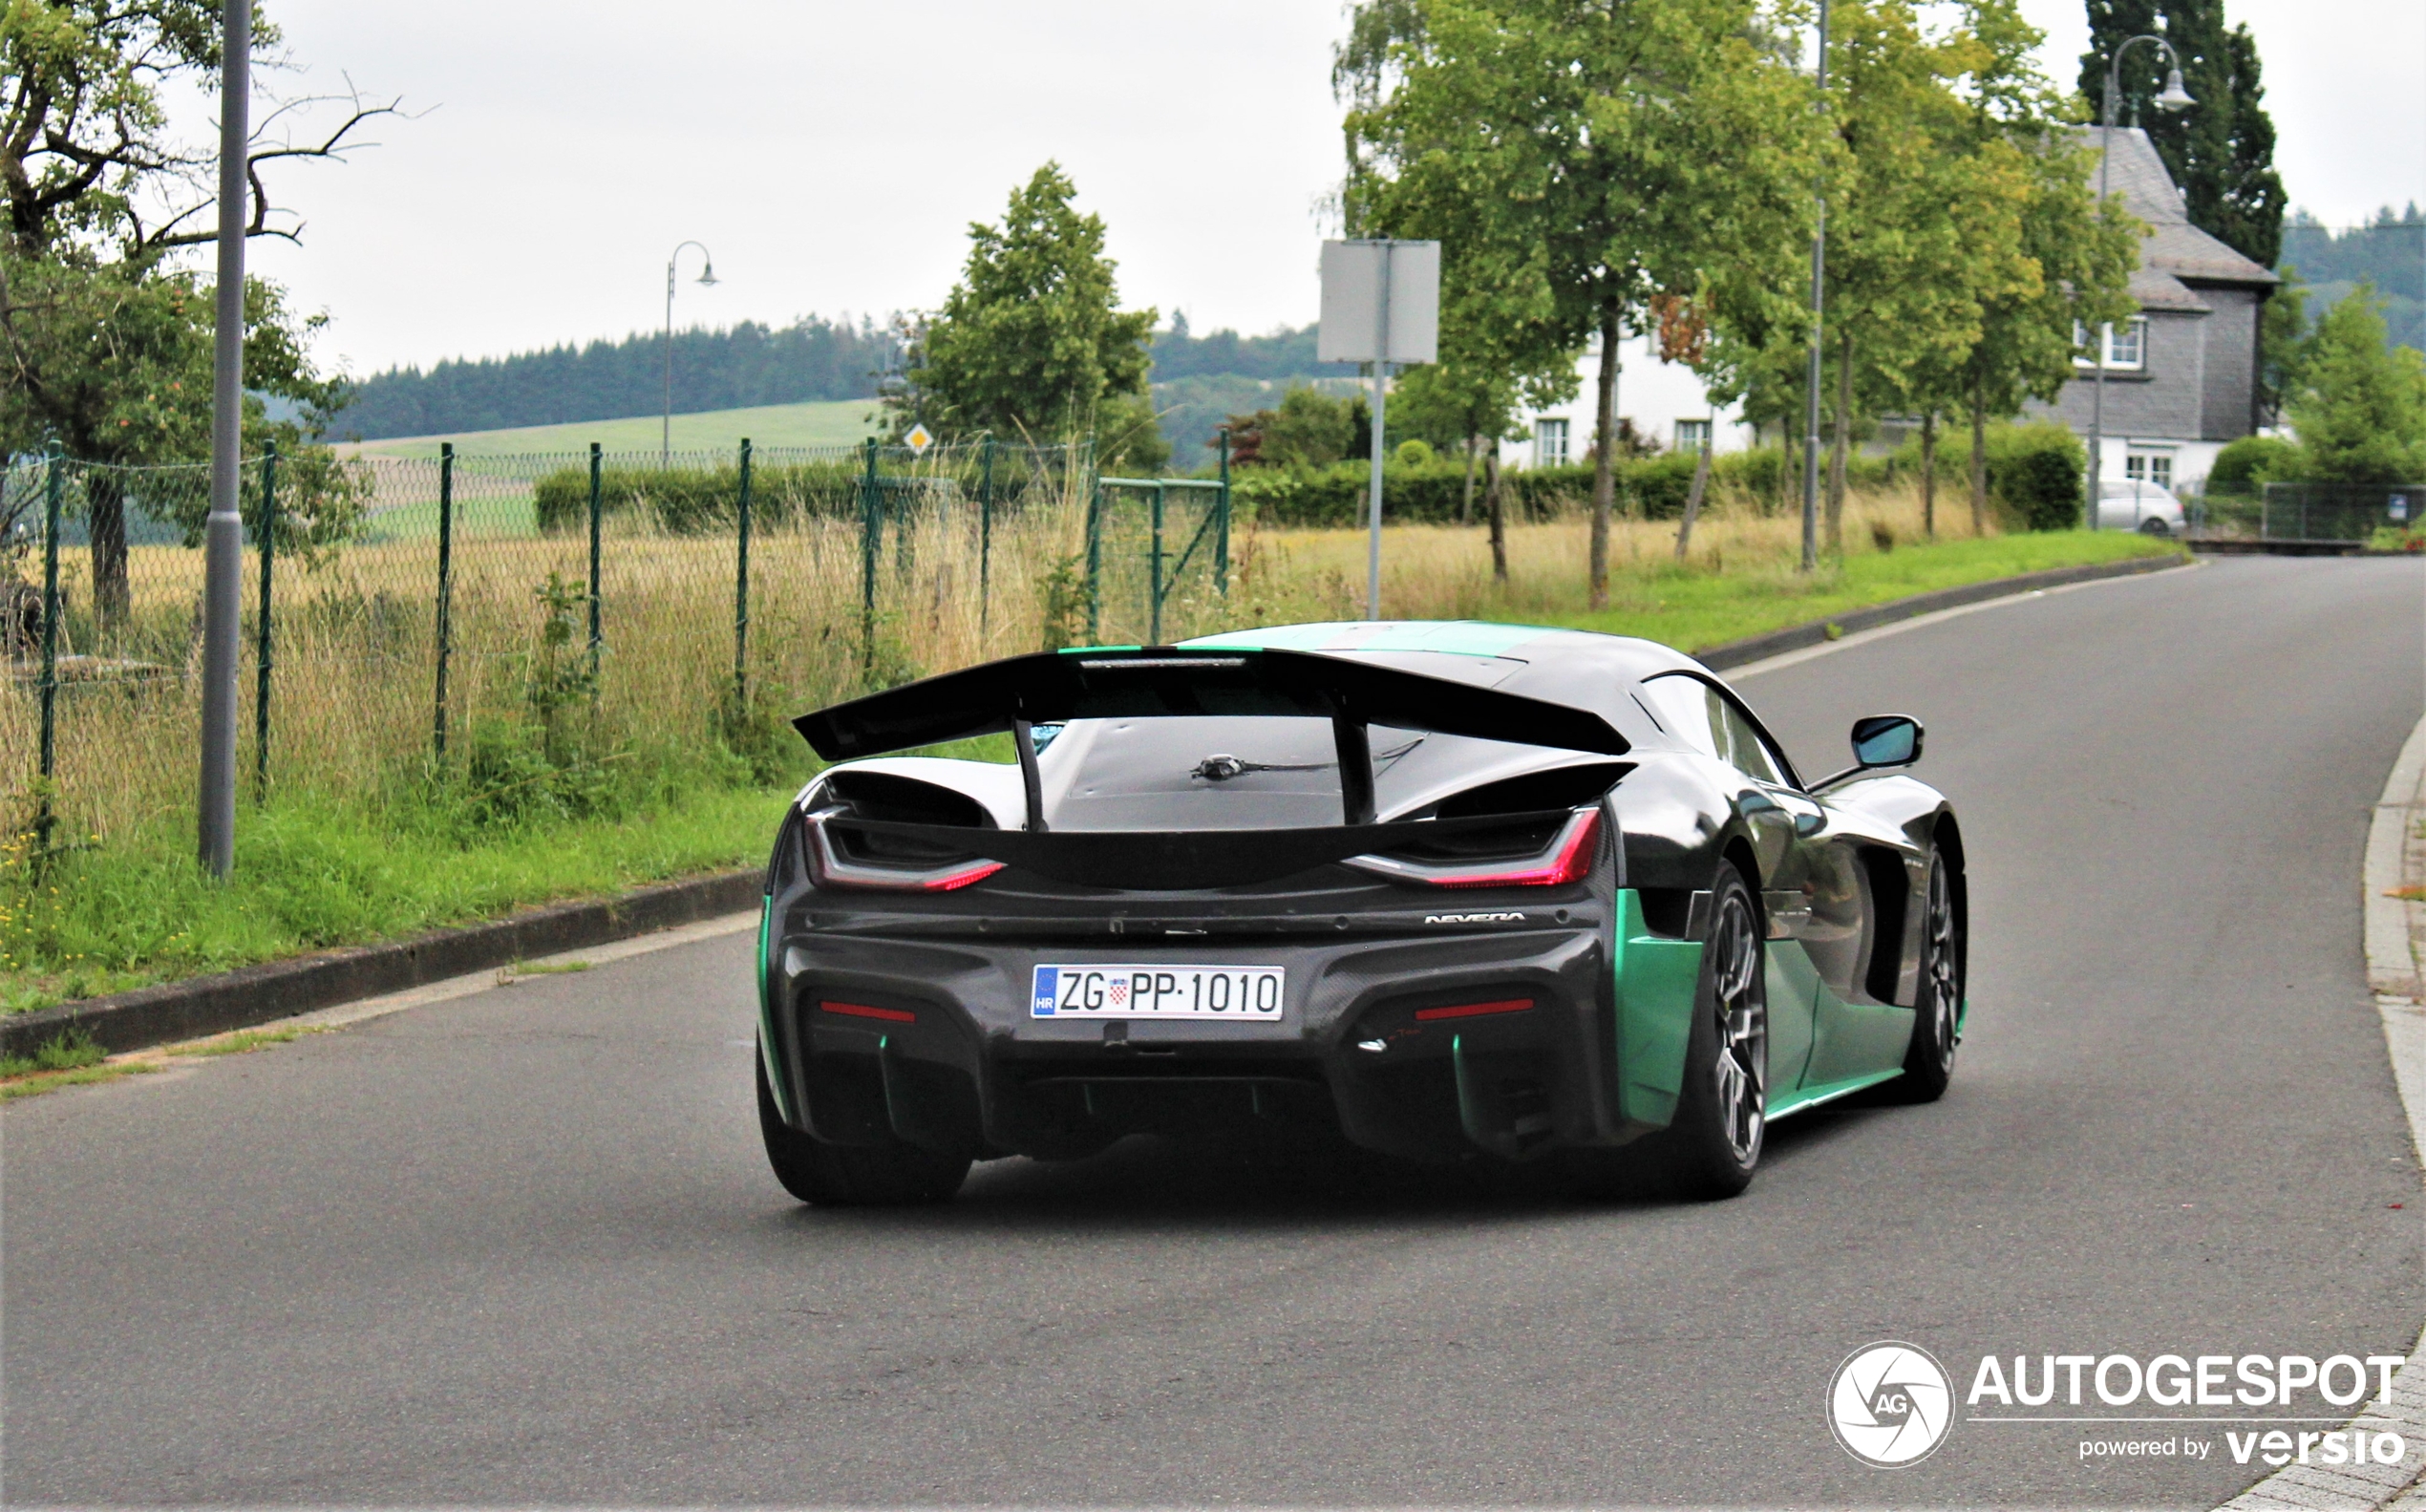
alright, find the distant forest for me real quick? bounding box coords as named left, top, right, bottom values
left=2281, top=207, right=2423, bottom=353
left=329, top=312, right=1351, bottom=451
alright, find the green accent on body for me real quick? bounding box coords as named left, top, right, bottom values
left=755, top=896, right=794, bottom=1124
left=1768, top=1069, right=1902, bottom=1120
left=1181, top=620, right=1563, bottom=659
left=1611, top=889, right=1704, bottom=1128
left=1057, top=644, right=1142, bottom=654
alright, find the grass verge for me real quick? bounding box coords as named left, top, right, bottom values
left=1, top=1024, right=319, bottom=1102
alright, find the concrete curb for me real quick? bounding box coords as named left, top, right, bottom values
left=0, top=868, right=762, bottom=1061
left=1692, top=549, right=2191, bottom=671
left=2218, top=713, right=2426, bottom=1512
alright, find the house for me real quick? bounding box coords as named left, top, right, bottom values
left=1509, top=127, right=2275, bottom=492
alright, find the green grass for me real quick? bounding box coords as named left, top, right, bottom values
left=0, top=782, right=792, bottom=1015
left=340, top=399, right=883, bottom=461
left=1552, top=531, right=2181, bottom=652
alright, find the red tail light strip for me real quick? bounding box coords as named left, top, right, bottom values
left=820, top=1000, right=916, bottom=1023
left=803, top=809, right=1007, bottom=893
left=1341, top=807, right=1603, bottom=889
left=1415, top=997, right=1536, bottom=1022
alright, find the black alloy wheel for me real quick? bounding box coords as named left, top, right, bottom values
left=1892, top=846, right=1962, bottom=1102
left=1648, top=862, right=1769, bottom=1200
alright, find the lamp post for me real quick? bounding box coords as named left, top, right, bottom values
left=2086, top=38, right=2194, bottom=526
left=663, top=240, right=717, bottom=467
left=198, top=0, right=249, bottom=877
left=1799, top=0, right=1829, bottom=573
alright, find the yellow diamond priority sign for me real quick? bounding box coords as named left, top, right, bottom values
left=904, top=424, right=933, bottom=455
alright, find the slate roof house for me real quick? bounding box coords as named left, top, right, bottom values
left=2031, top=127, right=2278, bottom=493
left=1509, top=127, right=2276, bottom=493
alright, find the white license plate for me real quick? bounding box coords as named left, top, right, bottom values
left=1031, top=964, right=1285, bottom=1020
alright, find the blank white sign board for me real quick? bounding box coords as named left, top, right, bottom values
left=1317, top=240, right=1440, bottom=366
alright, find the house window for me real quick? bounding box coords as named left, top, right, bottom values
left=2075, top=317, right=2149, bottom=372
left=1536, top=417, right=1571, bottom=467
left=2125, top=452, right=2174, bottom=488
left=1674, top=419, right=1713, bottom=455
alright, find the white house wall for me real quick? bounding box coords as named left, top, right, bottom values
left=1511, top=330, right=1755, bottom=469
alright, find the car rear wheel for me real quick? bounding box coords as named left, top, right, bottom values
left=1890, top=846, right=1962, bottom=1102
left=756, top=1051, right=970, bottom=1205
left=1573, top=862, right=1767, bottom=1202
left=2139, top=517, right=2172, bottom=537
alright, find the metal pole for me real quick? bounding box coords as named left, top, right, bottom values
left=1800, top=0, right=1828, bottom=574
left=860, top=437, right=879, bottom=675
left=978, top=437, right=994, bottom=647
left=1367, top=244, right=1391, bottom=619
left=662, top=240, right=714, bottom=469
left=433, top=442, right=455, bottom=760
left=1216, top=426, right=1231, bottom=595
left=1149, top=481, right=1166, bottom=645
left=734, top=437, right=753, bottom=712
left=197, top=0, right=249, bottom=878
left=2089, top=36, right=2185, bottom=531
left=252, top=442, right=278, bottom=802
left=1085, top=472, right=1103, bottom=643
left=37, top=446, right=62, bottom=857
left=586, top=441, right=603, bottom=691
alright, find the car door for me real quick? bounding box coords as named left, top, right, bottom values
left=1636, top=674, right=1818, bottom=1098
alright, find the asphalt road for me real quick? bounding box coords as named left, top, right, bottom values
left=7, top=555, right=2423, bottom=1508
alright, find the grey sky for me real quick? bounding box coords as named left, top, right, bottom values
left=229, top=0, right=2422, bottom=379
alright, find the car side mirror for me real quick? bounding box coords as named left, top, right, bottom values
left=1850, top=714, right=1924, bottom=770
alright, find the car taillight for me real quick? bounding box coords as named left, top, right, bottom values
left=1342, top=807, right=1603, bottom=889
left=1415, top=997, right=1534, bottom=1021
left=802, top=809, right=1005, bottom=893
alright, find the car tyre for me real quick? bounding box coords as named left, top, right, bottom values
left=1888, top=845, right=1963, bottom=1103
left=2139, top=517, right=2172, bottom=537
left=1589, top=862, right=1767, bottom=1203
left=757, top=1051, right=970, bottom=1205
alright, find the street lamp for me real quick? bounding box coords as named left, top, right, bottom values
left=1800, top=0, right=1830, bottom=573
left=664, top=240, right=718, bottom=467
left=2086, top=37, right=2193, bottom=526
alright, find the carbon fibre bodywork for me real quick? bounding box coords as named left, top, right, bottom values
left=756, top=622, right=1965, bottom=1176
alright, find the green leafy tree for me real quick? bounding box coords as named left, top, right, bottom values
left=1339, top=0, right=1814, bottom=606
left=893, top=163, right=1158, bottom=455
left=2080, top=0, right=2285, bottom=268
left=1, top=0, right=390, bottom=617
left=2286, top=285, right=2426, bottom=483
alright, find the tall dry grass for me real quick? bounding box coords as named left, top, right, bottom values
left=0, top=462, right=1985, bottom=842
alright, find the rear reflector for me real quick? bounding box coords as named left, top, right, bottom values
left=820, top=1000, right=916, bottom=1024
left=1415, top=997, right=1536, bottom=1022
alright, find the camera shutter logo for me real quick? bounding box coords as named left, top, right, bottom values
left=1829, top=1342, right=1955, bottom=1467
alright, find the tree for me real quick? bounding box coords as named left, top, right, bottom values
left=2286, top=285, right=2426, bottom=484
left=2080, top=0, right=2285, bottom=268
left=1339, top=0, right=1814, bottom=607
left=1926, top=0, right=2136, bottom=533
left=892, top=163, right=1157, bottom=454
left=2, top=0, right=391, bottom=617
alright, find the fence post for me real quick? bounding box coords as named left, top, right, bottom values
left=860, top=437, right=879, bottom=676
left=252, top=442, right=278, bottom=801
left=978, top=437, right=995, bottom=647
left=433, top=442, right=455, bottom=762
left=1216, top=427, right=1231, bottom=596
left=1084, top=469, right=1103, bottom=643
left=586, top=441, right=604, bottom=692
left=1149, top=481, right=1166, bottom=645
left=36, top=445, right=63, bottom=857
left=734, top=437, right=754, bottom=715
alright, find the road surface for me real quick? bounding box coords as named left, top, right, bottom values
left=7, top=554, right=2422, bottom=1506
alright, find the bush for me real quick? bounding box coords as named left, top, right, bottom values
left=1983, top=422, right=2086, bottom=530
left=2209, top=435, right=2307, bottom=490
left=532, top=459, right=864, bottom=534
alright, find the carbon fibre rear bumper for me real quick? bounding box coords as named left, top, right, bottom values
left=763, top=915, right=1628, bottom=1162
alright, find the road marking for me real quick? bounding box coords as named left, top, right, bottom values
left=1728, top=557, right=2205, bottom=679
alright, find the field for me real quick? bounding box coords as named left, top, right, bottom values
left=0, top=467, right=2177, bottom=1016
left=339, top=399, right=883, bottom=460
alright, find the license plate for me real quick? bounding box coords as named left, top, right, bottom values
left=1031, top=964, right=1285, bottom=1020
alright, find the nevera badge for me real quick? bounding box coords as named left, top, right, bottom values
left=1830, top=1342, right=1956, bottom=1468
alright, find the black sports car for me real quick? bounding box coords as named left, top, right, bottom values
left=754, top=620, right=1966, bottom=1203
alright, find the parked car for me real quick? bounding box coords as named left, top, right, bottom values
left=755, top=624, right=1968, bottom=1205
left=2096, top=479, right=2188, bottom=535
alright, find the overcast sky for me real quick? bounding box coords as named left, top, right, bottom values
left=223, top=0, right=2423, bottom=378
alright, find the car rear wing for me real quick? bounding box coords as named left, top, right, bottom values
left=795, top=646, right=1629, bottom=832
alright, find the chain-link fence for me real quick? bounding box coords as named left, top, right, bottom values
left=0, top=439, right=1230, bottom=843
left=2189, top=481, right=2424, bottom=543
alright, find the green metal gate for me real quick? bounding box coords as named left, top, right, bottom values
left=1085, top=477, right=1230, bottom=646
